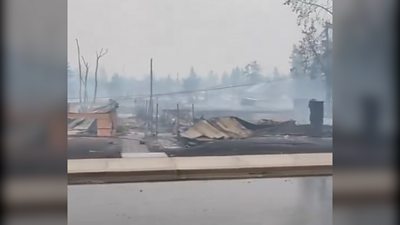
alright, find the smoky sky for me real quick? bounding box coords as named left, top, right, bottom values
left=68, top=0, right=302, bottom=78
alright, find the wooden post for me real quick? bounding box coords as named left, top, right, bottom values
left=176, top=103, right=180, bottom=137
left=191, top=103, right=195, bottom=123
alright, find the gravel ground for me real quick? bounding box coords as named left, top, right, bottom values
left=68, top=137, right=122, bottom=159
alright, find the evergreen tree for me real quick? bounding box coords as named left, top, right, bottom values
left=183, top=67, right=200, bottom=91
left=244, top=61, right=263, bottom=83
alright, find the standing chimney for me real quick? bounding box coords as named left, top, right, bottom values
left=309, top=99, right=324, bottom=136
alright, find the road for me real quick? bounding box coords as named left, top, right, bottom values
left=68, top=176, right=332, bottom=225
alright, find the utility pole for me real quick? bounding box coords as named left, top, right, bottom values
left=155, top=103, right=159, bottom=137
left=191, top=103, right=195, bottom=123
left=176, top=103, right=180, bottom=137
left=145, top=99, right=149, bottom=136
left=149, top=58, right=154, bottom=134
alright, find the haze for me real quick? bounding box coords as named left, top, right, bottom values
left=68, top=0, right=302, bottom=78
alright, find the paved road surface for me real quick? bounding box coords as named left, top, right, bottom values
left=68, top=176, right=332, bottom=225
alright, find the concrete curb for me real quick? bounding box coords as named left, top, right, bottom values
left=68, top=153, right=332, bottom=184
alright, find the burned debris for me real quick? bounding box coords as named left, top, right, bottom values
left=68, top=99, right=119, bottom=137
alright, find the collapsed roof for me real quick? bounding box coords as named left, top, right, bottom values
left=68, top=118, right=97, bottom=136
left=68, top=99, right=119, bottom=114
left=181, top=117, right=296, bottom=140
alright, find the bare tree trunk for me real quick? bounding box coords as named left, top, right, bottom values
left=75, top=39, right=83, bottom=107
left=324, top=23, right=332, bottom=117
left=84, top=70, right=88, bottom=104
left=93, top=57, right=99, bottom=104
left=93, top=48, right=108, bottom=104
left=82, top=56, right=90, bottom=111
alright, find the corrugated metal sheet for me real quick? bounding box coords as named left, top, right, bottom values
left=68, top=99, right=119, bottom=113
left=210, top=117, right=252, bottom=138
left=181, top=117, right=298, bottom=140
left=91, top=100, right=118, bottom=113
left=181, top=120, right=230, bottom=139
left=181, top=117, right=253, bottom=140
left=73, top=118, right=96, bottom=130
left=68, top=118, right=97, bottom=135
left=68, top=118, right=85, bottom=129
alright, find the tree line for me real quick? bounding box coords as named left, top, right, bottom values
left=68, top=61, right=285, bottom=100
